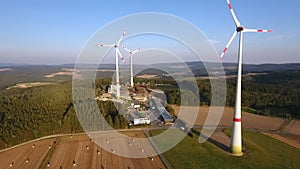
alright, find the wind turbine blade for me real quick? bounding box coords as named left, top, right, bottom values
left=96, top=44, right=114, bottom=47
left=219, top=31, right=238, bottom=60
left=116, top=48, right=125, bottom=63
left=122, top=46, right=131, bottom=53
left=132, top=48, right=142, bottom=54
left=117, top=31, right=126, bottom=46
left=227, top=0, right=241, bottom=27
left=243, top=28, right=272, bottom=33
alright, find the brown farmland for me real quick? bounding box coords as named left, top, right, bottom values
left=172, top=106, right=285, bottom=131
left=284, top=120, right=300, bottom=135
left=0, top=131, right=165, bottom=169
left=0, top=138, right=55, bottom=169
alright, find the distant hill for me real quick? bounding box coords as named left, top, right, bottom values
left=0, top=65, right=63, bottom=89
left=2, top=61, right=300, bottom=73
left=237, top=63, right=300, bottom=72
left=1, top=62, right=300, bottom=89
left=0, top=63, right=29, bottom=68
left=136, top=62, right=300, bottom=76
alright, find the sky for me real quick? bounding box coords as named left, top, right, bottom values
left=0, top=0, right=299, bottom=65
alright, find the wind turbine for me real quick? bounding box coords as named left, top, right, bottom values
left=96, top=31, right=126, bottom=99
left=123, top=46, right=142, bottom=88
left=220, top=0, right=271, bottom=156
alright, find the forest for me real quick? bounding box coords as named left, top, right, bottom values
left=0, top=78, right=132, bottom=149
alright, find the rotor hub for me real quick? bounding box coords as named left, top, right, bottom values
left=236, top=27, right=244, bottom=32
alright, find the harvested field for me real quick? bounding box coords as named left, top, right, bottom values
left=284, top=120, right=300, bottom=135
left=0, top=68, right=13, bottom=72
left=45, top=69, right=114, bottom=79
left=45, top=71, right=74, bottom=78
left=0, top=131, right=165, bottom=169
left=136, top=74, right=158, bottom=79
left=97, top=70, right=115, bottom=72
left=172, top=106, right=285, bottom=131
left=7, top=82, right=54, bottom=89
left=0, top=138, right=55, bottom=169
left=222, top=73, right=268, bottom=79
left=224, top=66, right=237, bottom=70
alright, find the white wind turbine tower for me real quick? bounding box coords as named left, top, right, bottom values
left=96, top=31, right=126, bottom=99
left=123, top=46, right=142, bottom=88
left=220, top=0, right=271, bottom=156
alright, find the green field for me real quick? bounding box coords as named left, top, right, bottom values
left=150, top=129, right=300, bottom=169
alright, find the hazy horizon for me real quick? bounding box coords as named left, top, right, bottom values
left=1, top=60, right=300, bottom=67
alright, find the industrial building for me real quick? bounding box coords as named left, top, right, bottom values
left=127, top=109, right=151, bottom=126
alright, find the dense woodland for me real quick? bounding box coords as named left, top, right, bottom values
left=0, top=70, right=299, bottom=149
left=0, top=79, right=130, bottom=149
left=0, top=82, right=80, bottom=148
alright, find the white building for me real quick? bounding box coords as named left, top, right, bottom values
left=133, top=118, right=151, bottom=125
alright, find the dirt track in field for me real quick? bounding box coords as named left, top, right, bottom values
left=0, top=131, right=165, bottom=169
